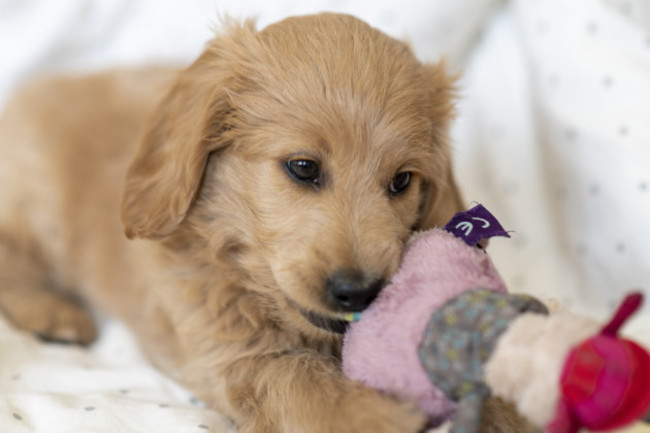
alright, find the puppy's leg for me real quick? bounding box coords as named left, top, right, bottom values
left=0, top=232, right=96, bottom=345
left=189, top=350, right=427, bottom=433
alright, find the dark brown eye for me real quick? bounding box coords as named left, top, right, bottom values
left=389, top=171, right=411, bottom=195
left=286, top=159, right=320, bottom=185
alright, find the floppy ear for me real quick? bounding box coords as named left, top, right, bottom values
left=416, top=62, right=465, bottom=229
left=121, top=47, right=236, bottom=240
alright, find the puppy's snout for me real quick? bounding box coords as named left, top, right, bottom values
left=327, top=270, right=384, bottom=312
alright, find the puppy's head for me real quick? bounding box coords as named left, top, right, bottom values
left=122, top=13, right=463, bottom=336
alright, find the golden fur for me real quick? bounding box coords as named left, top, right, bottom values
left=0, top=13, right=534, bottom=433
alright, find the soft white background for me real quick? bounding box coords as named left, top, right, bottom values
left=0, top=0, right=649, bottom=432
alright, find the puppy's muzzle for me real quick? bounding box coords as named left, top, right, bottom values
left=327, top=270, right=384, bottom=312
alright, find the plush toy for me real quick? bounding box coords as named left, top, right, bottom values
left=342, top=204, right=650, bottom=433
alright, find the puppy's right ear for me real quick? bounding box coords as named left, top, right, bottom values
left=121, top=22, right=255, bottom=240
left=416, top=61, right=465, bottom=229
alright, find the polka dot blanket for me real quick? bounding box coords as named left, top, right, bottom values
left=0, top=316, right=235, bottom=433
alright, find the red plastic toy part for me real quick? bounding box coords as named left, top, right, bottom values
left=547, top=293, right=650, bottom=433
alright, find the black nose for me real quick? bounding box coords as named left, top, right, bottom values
left=327, top=270, right=384, bottom=312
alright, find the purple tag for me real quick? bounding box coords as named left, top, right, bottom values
left=444, top=204, right=510, bottom=246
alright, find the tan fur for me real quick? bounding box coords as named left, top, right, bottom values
left=0, top=13, right=528, bottom=433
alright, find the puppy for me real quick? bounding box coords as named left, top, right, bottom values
left=0, top=13, right=530, bottom=433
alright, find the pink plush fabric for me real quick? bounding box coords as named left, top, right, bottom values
left=342, top=229, right=507, bottom=419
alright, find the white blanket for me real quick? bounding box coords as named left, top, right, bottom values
left=0, top=317, right=235, bottom=432
left=1, top=0, right=649, bottom=431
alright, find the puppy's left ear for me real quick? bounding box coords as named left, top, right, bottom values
left=416, top=62, right=465, bottom=229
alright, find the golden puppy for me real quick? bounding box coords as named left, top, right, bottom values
left=0, top=13, right=531, bottom=433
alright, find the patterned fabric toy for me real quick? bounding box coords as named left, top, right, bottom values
left=419, top=289, right=549, bottom=432
left=342, top=204, right=650, bottom=433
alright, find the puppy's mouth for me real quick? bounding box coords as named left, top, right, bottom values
left=286, top=298, right=350, bottom=334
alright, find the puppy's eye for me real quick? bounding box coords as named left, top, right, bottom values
left=389, top=171, right=411, bottom=195
left=286, top=159, right=320, bottom=185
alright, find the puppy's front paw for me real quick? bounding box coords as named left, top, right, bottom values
left=0, top=287, right=96, bottom=345
left=240, top=381, right=426, bottom=433
left=337, top=383, right=428, bottom=433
